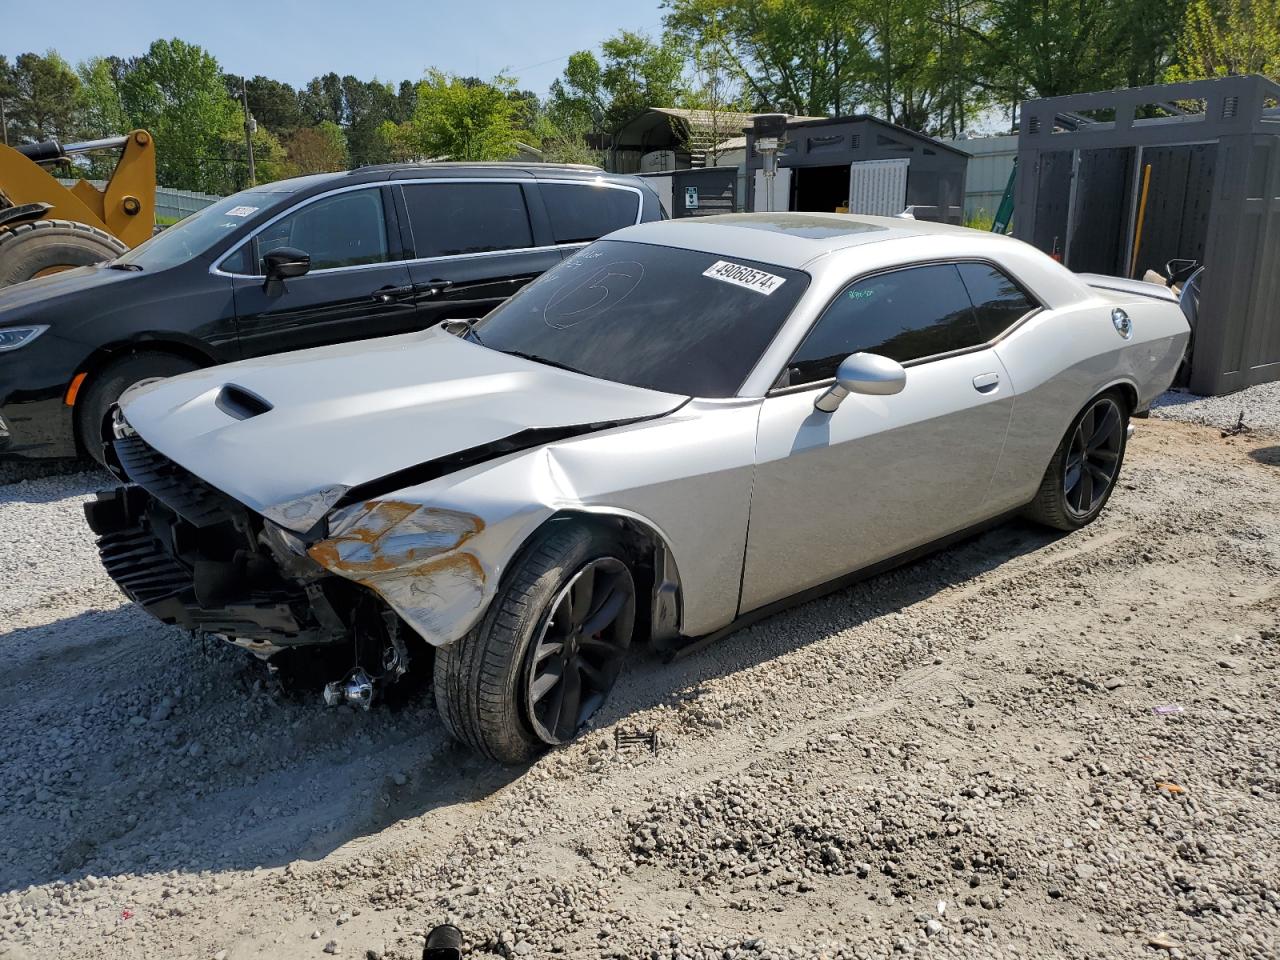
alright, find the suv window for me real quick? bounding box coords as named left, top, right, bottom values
left=402, top=182, right=533, bottom=257
left=254, top=189, right=390, bottom=272
left=956, top=262, right=1036, bottom=340
left=785, top=264, right=984, bottom=385
left=540, top=182, right=639, bottom=244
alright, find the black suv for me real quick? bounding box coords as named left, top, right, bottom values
left=0, top=164, right=664, bottom=461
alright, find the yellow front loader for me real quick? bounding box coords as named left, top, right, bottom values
left=0, top=129, right=156, bottom=287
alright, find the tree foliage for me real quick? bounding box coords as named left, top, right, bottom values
left=6, top=7, right=1271, bottom=196
left=118, top=39, right=242, bottom=193
left=1169, top=0, right=1280, bottom=81
left=285, top=120, right=350, bottom=175
left=382, top=71, right=525, bottom=161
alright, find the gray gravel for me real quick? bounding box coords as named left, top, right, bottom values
left=1, top=417, right=1278, bottom=959
left=1152, top=381, right=1280, bottom=435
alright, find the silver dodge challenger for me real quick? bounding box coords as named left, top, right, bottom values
left=86, top=213, right=1190, bottom=762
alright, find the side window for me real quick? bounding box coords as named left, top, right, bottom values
left=956, top=263, right=1037, bottom=340
left=219, top=243, right=253, bottom=276
left=401, top=182, right=533, bottom=257
left=785, top=264, right=984, bottom=385
left=540, top=183, right=639, bottom=244
left=255, top=190, right=390, bottom=272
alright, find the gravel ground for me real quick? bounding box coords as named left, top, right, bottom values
left=1152, top=381, right=1280, bottom=435
left=1, top=416, right=1278, bottom=960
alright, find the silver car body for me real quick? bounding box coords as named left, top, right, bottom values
left=112, top=214, right=1190, bottom=651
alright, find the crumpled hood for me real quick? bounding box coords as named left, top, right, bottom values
left=120, top=326, right=686, bottom=529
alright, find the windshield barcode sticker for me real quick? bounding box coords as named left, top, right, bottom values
left=702, top=260, right=785, bottom=295
left=225, top=205, right=259, bottom=217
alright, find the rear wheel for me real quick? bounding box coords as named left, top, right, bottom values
left=434, top=523, right=636, bottom=764
left=0, top=219, right=127, bottom=287
left=1025, top=391, right=1129, bottom=531
left=74, top=352, right=201, bottom=464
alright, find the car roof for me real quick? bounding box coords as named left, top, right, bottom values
left=247, top=164, right=643, bottom=205
left=609, top=212, right=988, bottom=269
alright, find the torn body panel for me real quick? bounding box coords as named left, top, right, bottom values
left=301, top=398, right=762, bottom=648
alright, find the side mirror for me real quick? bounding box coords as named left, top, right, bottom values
left=262, top=247, right=310, bottom=297
left=263, top=246, right=310, bottom=281
left=814, top=352, right=906, bottom=413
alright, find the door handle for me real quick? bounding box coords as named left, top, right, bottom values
left=972, top=372, right=1000, bottom=392
left=423, top=278, right=454, bottom=297
left=372, top=285, right=414, bottom=303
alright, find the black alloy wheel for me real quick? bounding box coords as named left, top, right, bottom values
left=524, top=556, right=635, bottom=744
left=1063, top=396, right=1124, bottom=518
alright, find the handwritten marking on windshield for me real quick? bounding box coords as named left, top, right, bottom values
left=543, top=261, right=645, bottom=329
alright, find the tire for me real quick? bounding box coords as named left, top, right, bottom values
left=1025, top=390, right=1129, bottom=532
left=434, top=522, right=637, bottom=764
left=0, top=219, right=127, bottom=287
left=74, top=352, right=201, bottom=464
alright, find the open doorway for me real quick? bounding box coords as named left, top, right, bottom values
left=792, top=164, right=851, bottom=213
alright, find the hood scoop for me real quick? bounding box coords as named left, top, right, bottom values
left=215, top=384, right=273, bottom=421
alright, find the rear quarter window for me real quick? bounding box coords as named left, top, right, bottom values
left=540, top=183, right=640, bottom=244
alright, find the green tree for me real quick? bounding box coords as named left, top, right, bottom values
left=285, top=120, right=350, bottom=174
left=599, top=31, right=690, bottom=131
left=1169, top=0, right=1280, bottom=81
left=548, top=31, right=692, bottom=136
left=119, top=38, right=241, bottom=193
left=664, top=0, right=867, bottom=116
left=343, top=76, right=398, bottom=166
left=6, top=51, right=81, bottom=142
left=385, top=70, right=525, bottom=161
left=0, top=55, right=16, bottom=144
left=76, top=56, right=129, bottom=138
left=301, top=72, right=344, bottom=125
left=238, top=74, right=306, bottom=134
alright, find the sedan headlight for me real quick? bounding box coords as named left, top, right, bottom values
left=0, top=325, right=50, bottom=352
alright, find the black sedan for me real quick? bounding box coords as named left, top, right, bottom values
left=0, top=163, right=663, bottom=462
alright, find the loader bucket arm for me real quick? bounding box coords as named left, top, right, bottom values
left=0, top=130, right=156, bottom=250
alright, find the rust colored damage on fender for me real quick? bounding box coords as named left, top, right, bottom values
left=308, top=500, right=484, bottom=574
left=307, top=500, right=489, bottom=645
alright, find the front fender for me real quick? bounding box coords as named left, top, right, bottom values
left=307, top=400, right=761, bottom=647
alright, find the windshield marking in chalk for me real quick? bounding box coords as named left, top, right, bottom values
left=542, top=261, right=645, bottom=329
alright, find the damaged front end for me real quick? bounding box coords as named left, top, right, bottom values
left=85, top=425, right=436, bottom=707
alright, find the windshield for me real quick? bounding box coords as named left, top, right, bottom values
left=114, top=188, right=286, bottom=271
left=473, top=240, right=809, bottom=397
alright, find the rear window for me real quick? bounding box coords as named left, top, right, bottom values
left=402, top=182, right=533, bottom=257
left=540, top=182, right=640, bottom=244
left=473, top=240, right=809, bottom=397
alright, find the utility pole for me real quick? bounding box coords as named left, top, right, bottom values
left=241, top=75, right=257, bottom=186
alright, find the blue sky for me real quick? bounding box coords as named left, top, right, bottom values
left=4, top=0, right=668, bottom=95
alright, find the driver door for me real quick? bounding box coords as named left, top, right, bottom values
left=231, top=186, right=416, bottom=358
left=740, top=263, right=1014, bottom=613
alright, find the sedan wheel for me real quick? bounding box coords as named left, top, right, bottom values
left=433, top=523, right=637, bottom=764
left=525, top=557, right=634, bottom=744
left=1063, top=396, right=1125, bottom=519
left=1025, top=389, right=1130, bottom=532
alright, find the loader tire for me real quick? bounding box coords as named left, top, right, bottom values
left=0, top=219, right=127, bottom=287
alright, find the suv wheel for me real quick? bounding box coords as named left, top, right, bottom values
left=75, top=352, right=200, bottom=464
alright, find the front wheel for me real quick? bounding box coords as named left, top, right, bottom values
left=74, top=352, right=201, bottom=464
left=433, top=523, right=636, bottom=764
left=1025, top=391, right=1129, bottom=531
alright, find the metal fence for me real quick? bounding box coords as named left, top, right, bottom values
left=941, top=134, right=1017, bottom=220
